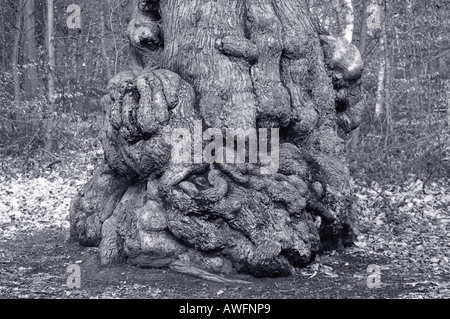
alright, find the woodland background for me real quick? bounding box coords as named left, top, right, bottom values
left=0, top=0, right=449, bottom=299
left=0, top=0, right=448, bottom=185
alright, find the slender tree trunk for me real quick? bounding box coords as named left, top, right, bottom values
left=23, top=0, right=41, bottom=99
left=12, top=0, right=23, bottom=103
left=100, top=3, right=112, bottom=81
left=341, top=0, right=354, bottom=44
left=349, top=0, right=370, bottom=151
left=74, top=28, right=84, bottom=114
left=1, top=8, right=6, bottom=71
left=81, top=18, right=94, bottom=115
left=66, top=5, right=84, bottom=115
left=375, top=0, right=386, bottom=120
left=44, top=0, right=56, bottom=155
left=358, top=0, right=370, bottom=58
left=447, top=90, right=450, bottom=125
left=374, top=41, right=385, bottom=118
left=382, top=1, right=392, bottom=145
left=332, top=0, right=342, bottom=33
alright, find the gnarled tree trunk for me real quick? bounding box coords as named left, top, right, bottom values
left=70, top=0, right=365, bottom=277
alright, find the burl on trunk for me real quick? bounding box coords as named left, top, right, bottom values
left=70, top=0, right=365, bottom=277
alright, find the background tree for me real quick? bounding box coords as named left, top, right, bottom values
left=309, top=0, right=449, bottom=188
left=23, top=0, right=42, bottom=98
left=349, top=0, right=449, bottom=188
left=44, top=0, right=56, bottom=155
left=11, top=0, right=23, bottom=104
left=0, top=0, right=133, bottom=155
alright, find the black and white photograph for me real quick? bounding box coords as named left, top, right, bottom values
left=0, top=0, right=449, bottom=304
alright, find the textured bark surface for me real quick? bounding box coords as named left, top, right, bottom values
left=70, top=0, right=365, bottom=277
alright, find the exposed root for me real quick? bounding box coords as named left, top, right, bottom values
left=169, top=261, right=253, bottom=285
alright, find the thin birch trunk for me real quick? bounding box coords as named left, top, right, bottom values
left=44, top=0, right=56, bottom=156
left=375, top=38, right=385, bottom=118
left=341, top=0, right=354, bottom=44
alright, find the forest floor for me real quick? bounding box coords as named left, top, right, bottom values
left=0, top=147, right=449, bottom=299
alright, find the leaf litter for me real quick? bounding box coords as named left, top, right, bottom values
left=0, top=149, right=449, bottom=298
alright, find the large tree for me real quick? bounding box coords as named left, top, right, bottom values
left=70, top=0, right=365, bottom=277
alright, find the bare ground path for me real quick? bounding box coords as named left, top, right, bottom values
left=0, top=228, right=414, bottom=299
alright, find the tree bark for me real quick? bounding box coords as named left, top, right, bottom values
left=67, top=13, right=85, bottom=115
left=23, top=0, right=41, bottom=99
left=70, top=0, right=364, bottom=277
left=1, top=7, right=6, bottom=71
left=349, top=0, right=370, bottom=151
left=44, top=0, right=56, bottom=155
left=358, top=0, right=370, bottom=57
left=374, top=59, right=385, bottom=117
left=12, top=0, right=23, bottom=103
left=100, top=2, right=113, bottom=81
left=341, top=0, right=354, bottom=44
left=382, top=1, right=393, bottom=146
left=447, top=90, right=450, bottom=126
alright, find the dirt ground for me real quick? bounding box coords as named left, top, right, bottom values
left=1, top=154, right=449, bottom=300
left=1, top=227, right=445, bottom=300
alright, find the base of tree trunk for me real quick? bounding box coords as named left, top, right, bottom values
left=70, top=165, right=357, bottom=277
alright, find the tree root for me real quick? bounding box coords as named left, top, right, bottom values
left=169, top=261, right=253, bottom=285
